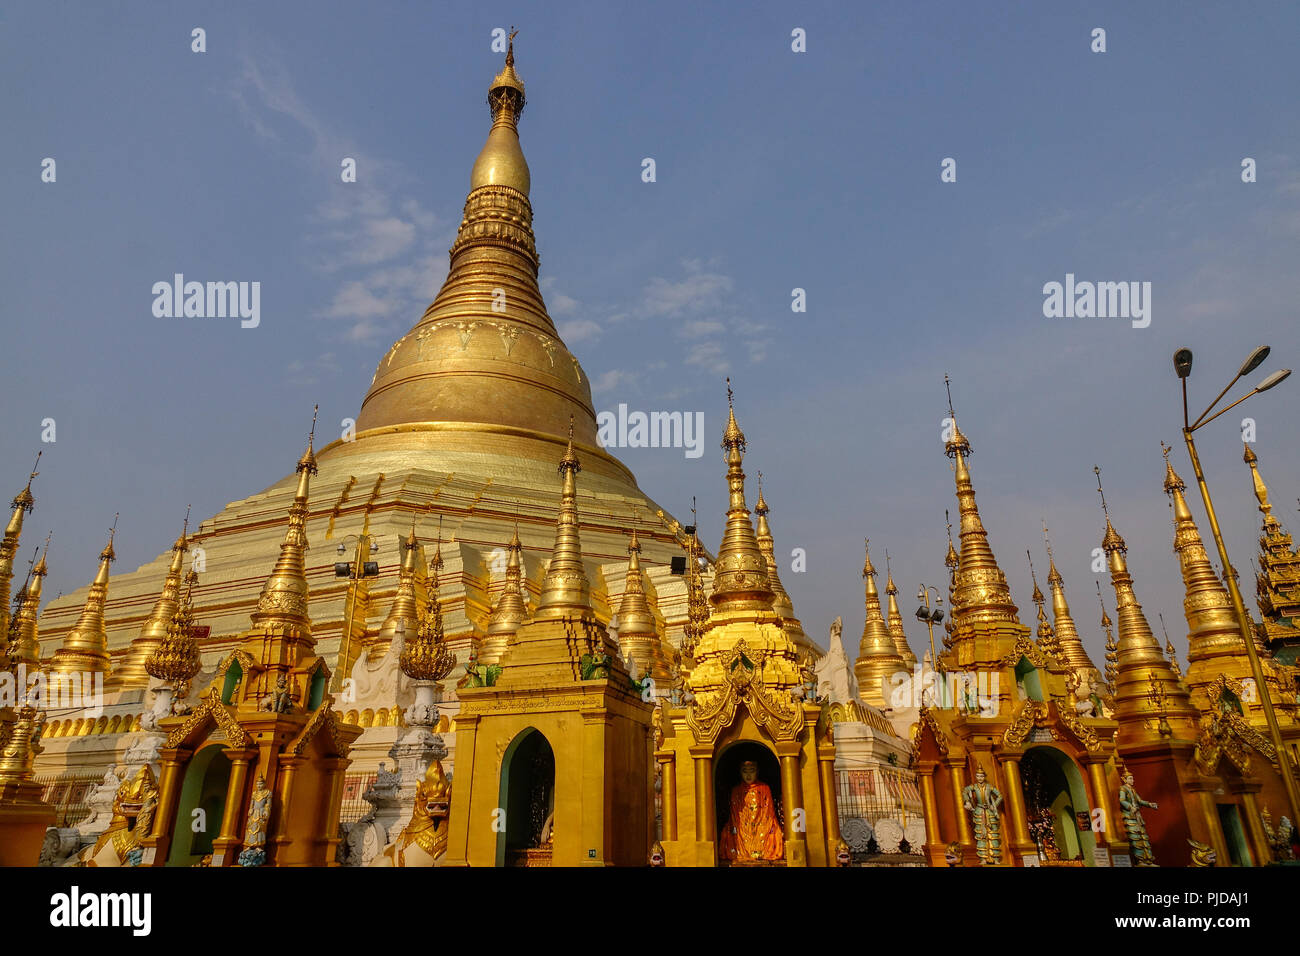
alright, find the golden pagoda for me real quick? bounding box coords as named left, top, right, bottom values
left=34, top=36, right=689, bottom=732
left=1100, top=463, right=1281, bottom=866
left=139, top=422, right=363, bottom=867
left=913, top=396, right=1125, bottom=867
left=1043, top=526, right=1104, bottom=694
left=110, top=521, right=189, bottom=691
left=854, top=539, right=906, bottom=709
left=367, top=519, right=427, bottom=664
left=0, top=459, right=56, bottom=865
left=444, top=419, right=656, bottom=867
left=46, top=522, right=117, bottom=680
left=480, top=521, right=527, bottom=666
left=1244, top=444, right=1300, bottom=668
left=752, top=479, right=813, bottom=655
left=0, top=456, right=38, bottom=646
left=656, top=386, right=839, bottom=867
left=1166, top=451, right=1295, bottom=725
left=614, top=530, right=674, bottom=683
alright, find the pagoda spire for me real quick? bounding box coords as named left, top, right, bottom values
left=1028, top=551, right=1060, bottom=659
left=481, top=517, right=527, bottom=665
left=943, top=377, right=1020, bottom=628
left=144, top=569, right=201, bottom=695
left=399, top=520, right=455, bottom=685
left=1042, top=520, right=1101, bottom=683
left=1094, top=465, right=1199, bottom=746
left=614, top=530, right=672, bottom=682
left=243, top=408, right=319, bottom=686
left=752, top=475, right=809, bottom=650
left=371, top=517, right=423, bottom=663
left=7, top=541, right=48, bottom=667
left=680, top=500, right=710, bottom=665
left=885, top=551, right=918, bottom=670
left=0, top=453, right=39, bottom=643
left=1164, top=449, right=1271, bottom=715
left=110, top=511, right=190, bottom=690
left=1243, top=443, right=1300, bottom=653
left=854, top=538, right=905, bottom=709
left=48, top=517, right=117, bottom=676
left=534, top=416, right=592, bottom=618
left=709, top=381, right=774, bottom=614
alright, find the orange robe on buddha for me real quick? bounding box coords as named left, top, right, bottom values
left=720, top=781, right=784, bottom=862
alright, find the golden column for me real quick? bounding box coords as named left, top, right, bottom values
left=999, top=756, right=1034, bottom=860
left=945, top=759, right=974, bottom=847
left=690, top=745, right=716, bottom=843
left=212, top=747, right=256, bottom=866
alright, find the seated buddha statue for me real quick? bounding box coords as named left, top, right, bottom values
left=719, top=759, right=784, bottom=863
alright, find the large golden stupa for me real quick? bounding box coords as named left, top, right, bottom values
left=36, top=41, right=696, bottom=694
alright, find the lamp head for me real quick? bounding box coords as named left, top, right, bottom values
left=1256, top=368, right=1291, bottom=393
left=1239, top=346, right=1271, bottom=377
left=1173, top=348, right=1193, bottom=380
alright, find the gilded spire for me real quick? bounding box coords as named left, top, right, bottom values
left=371, top=519, right=423, bottom=662
left=399, top=524, right=455, bottom=684
left=48, top=517, right=118, bottom=676
left=1028, top=551, right=1059, bottom=658
left=110, top=512, right=192, bottom=690
left=855, top=538, right=905, bottom=709
left=710, top=381, right=774, bottom=613
left=752, top=475, right=809, bottom=649
left=7, top=542, right=48, bottom=666
left=0, top=453, right=39, bottom=648
left=1244, top=443, right=1300, bottom=651
left=943, top=378, right=1019, bottom=626
left=885, top=551, right=918, bottom=669
left=1158, top=614, right=1183, bottom=681
left=245, top=411, right=319, bottom=684
left=615, top=530, right=672, bottom=682
left=473, top=28, right=529, bottom=193
left=1163, top=448, right=1262, bottom=712
left=942, top=510, right=958, bottom=652
left=1041, top=521, right=1099, bottom=679
left=681, top=501, right=710, bottom=663
left=1095, top=465, right=1198, bottom=744
left=534, top=416, right=593, bottom=618
left=145, top=569, right=201, bottom=690
left=355, top=42, right=598, bottom=456
left=1098, top=581, right=1118, bottom=692
left=482, top=517, right=527, bottom=665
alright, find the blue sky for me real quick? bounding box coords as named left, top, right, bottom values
left=3, top=1, right=1299, bottom=666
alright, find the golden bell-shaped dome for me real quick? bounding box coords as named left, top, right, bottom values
left=354, top=40, right=599, bottom=454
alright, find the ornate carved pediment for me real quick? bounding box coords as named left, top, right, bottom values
left=994, top=637, right=1057, bottom=671
left=685, top=640, right=804, bottom=745
left=1194, top=680, right=1276, bottom=776
left=288, top=702, right=349, bottom=758
left=1053, top=702, right=1103, bottom=754
left=1001, top=701, right=1048, bottom=749
left=912, top=706, right=949, bottom=757
left=166, top=685, right=252, bottom=750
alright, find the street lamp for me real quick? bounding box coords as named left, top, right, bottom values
left=915, top=585, right=945, bottom=706
left=1173, top=344, right=1299, bottom=826
left=332, top=533, right=380, bottom=691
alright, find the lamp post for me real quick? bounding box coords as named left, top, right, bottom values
left=1173, top=345, right=1299, bottom=824
left=915, top=585, right=945, bottom=707
left=332, top=533, right=380, bottom=692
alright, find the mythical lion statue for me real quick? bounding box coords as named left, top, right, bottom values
left=80, top=766, right=159, bottom=867
left=371, top=761, right=452, bottom=867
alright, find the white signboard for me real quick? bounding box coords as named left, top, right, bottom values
left=1092, top=846, right=1111, bottom=867
left=1112, top=853, right=1132, bottom=867
left=1022, top=853, right=1041, bottom=867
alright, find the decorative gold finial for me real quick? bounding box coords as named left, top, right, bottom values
left=101, top=513, right=119, bottom=563
left=1157, top=612, right=1183, bottom=680
left=297, top=405, right=320, bottom=476
left=507, top=26, right=518, bottom=66
left=1095, top=465, right=1125, bottom=553
left=558, top=414, right=580, bottom=475
left=11, top=451, right=40, bottom=514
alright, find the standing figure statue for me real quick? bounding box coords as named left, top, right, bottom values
left=1261, top=807, right=1295, bottom=862
left=238, top=776, right=273, bottom=867
left=961, top=766, right=1003, bottom=865
left=1117, top=768, right=1158, bottom=866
